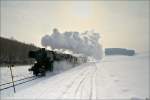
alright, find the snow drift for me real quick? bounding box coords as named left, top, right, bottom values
left=41, top=28, right=103, bottom=59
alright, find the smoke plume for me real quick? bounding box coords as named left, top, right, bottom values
left=41, top=28, right=103, bottom=59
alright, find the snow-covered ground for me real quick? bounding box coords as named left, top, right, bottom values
left=0, top=53, right=149, bottom=99
left=0, top=65, right=32, bottom=84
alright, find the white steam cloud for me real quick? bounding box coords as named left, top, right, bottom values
left=53, top=61, right=74, bottom=73
left=41, top=28, right=103, bottom=59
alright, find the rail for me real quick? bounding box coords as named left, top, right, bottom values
left=0, top=76, right=38, bottom=91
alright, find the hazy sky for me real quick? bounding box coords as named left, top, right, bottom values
left=1, top=1, right=149, bottom=52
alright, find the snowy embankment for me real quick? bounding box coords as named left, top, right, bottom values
left=1, top=53, right=149, bottom=99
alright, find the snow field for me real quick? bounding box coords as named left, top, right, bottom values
left=1, top=53, right=149, bottom=99
left=0, top=65, right=32, bottom=84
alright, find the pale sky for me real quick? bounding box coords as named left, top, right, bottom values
left=1, top=1, right=149, bottom=52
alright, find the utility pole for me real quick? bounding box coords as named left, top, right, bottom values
left=9, top=64, right=16, bottom=93
left=8, top=54, right=16, bottom=93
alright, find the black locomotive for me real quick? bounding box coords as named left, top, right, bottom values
left=28, top=48, right=86, bottom=76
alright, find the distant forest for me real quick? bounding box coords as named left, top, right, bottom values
left=0, top=37, right=39, bottom=66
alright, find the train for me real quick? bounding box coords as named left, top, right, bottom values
left=28, top=48, right=87, bottom=76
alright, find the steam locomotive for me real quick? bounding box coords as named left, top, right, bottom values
left=28, top=48, right=87, bottom=76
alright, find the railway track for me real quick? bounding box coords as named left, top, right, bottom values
left=0, top=76, right=38, bottom=91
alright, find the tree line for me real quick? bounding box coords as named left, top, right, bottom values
left=0, top=37, right=39, bottom=66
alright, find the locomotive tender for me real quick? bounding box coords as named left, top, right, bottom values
left=28, top=48, right=87, bottom=76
